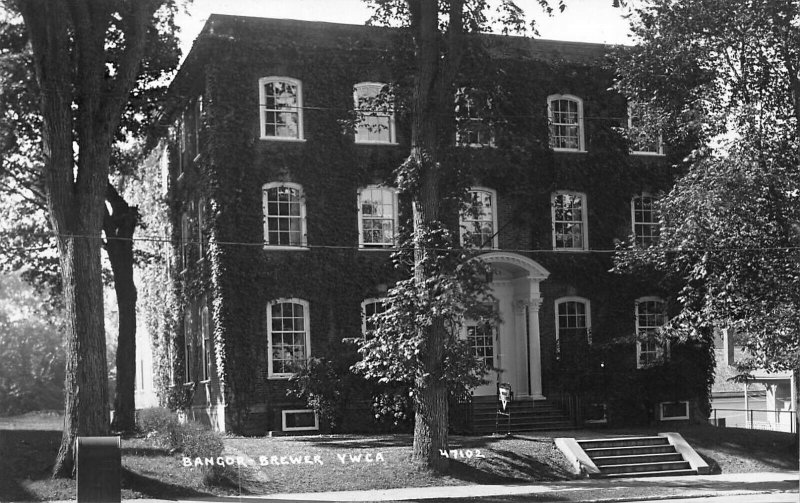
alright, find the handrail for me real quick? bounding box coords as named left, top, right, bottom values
left=710, top=407, right=796, bottom=433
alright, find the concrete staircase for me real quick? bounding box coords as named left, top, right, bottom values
left=556, top=433, right=710, bottom=478
left=470, top=396, right=574, bottom=434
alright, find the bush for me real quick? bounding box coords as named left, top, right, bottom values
left=136, top=407, right=234, bottom=486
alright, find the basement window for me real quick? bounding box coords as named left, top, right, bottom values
left=584, top=403, right=607, bottom=424
left=659, top=401, right=689, bottom=421
left=282, top=409, right=319, bottom=432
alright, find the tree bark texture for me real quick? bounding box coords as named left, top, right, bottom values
left=105, top=184, right=139, bottom=434
left=407, top=0, right=464, bottom=470
left=17, top=0, right=159, bottom=477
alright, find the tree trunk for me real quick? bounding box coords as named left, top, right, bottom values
left=105, top=184, right=138, bottom=434
left=408, top=0, right=449, bottom=470
left=52, top=232, right=109, bottom=477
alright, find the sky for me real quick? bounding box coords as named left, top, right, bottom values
left=176, top=0, right=634, bottom=58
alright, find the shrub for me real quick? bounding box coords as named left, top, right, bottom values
left=136, top=407, right=235, bottom=486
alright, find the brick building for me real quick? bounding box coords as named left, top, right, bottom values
left=138, top=14, right=710, bottom=434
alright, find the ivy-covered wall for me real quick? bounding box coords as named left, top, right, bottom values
left=152, top=15, right=712, bottom=434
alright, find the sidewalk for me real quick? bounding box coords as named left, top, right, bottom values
left=92, top=471, right=797, bottom=503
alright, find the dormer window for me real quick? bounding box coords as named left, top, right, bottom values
left=353, top=82, right=396, bottom=144
left=548, top=94, right=585, bottom=152
left=259, top=77, right=304, bottom=141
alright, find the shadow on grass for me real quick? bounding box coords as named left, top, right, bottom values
left=121, top=467, right=217, bottom=499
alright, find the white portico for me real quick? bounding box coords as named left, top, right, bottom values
left=470, top=252, right=549, bottom=399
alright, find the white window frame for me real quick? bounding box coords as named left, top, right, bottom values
left=554, top=297, right=592, bottom=360
left=259, top=77, right=305, bottom=141
left=160, top=144, right=169, bottom=196
left=551, top=191, right=588, bottom=251
left=636, top=296, right=668, bottom=369
left=281, top=409, right=319, bottom=431
left=361, top=298, right=387, bottom=338
left=460, top=187, right=498, bottom=249
left=197, top=197, right=205, bottom=262
left=658, top=401, right=689, bottom=421
left=180, top=211, right=191, bottom=271
left=357, top=185, right=398, bottom=248
left=200, top=303, right=211, bottom=383
left=628, top=102, right=664, bottom=156
left=547, top=94, right=585, bottom=152
left=183, top=309, right=194, bottom=384
left=455, top=88, right=495, bottom=148
left=262, top=182, right=308, bottom=249
left=464, top=320, right=497, bottom=369
left=353, top=82, right=397, bottom=144
left=267, top=298, right=311, bottom=378
left=631, top=193, right=659, bottom=247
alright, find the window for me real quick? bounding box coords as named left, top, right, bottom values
left=555, top=297, right=591, bottom=359
left=358, top=186, right=398, bottom=248
left=282, top=409, right=319, bottom=431
left=180, top=211, right=191, bottom=270
left=197, top=198, right=205, bottom=261
left=160, top=145, right=169, bottom=195
left=659, top=401, right=689, bottom=421
left=466, top=321, right=495, bottom=368
left=183, top=310, right=193, bottom=384
left=179, top=97, right=203, bottom=172
left=632, top=194, right=659, bottom=247
left=455, top=87, right=494, bottom=147
left=200, top=304, right=211, bottom=382
left=548, top=94, right=585, bottom=151
left=552, top=191, right=588, bottom=250
left=361, top=298, right=387, bottom=338
left=259, top=77, right=304, bottom=140
left=628, top=103, right=663, bottom=155
left=267, top=299, right=310, bottom=378
left=636, top=297, right=667, bottom=368
left=354, top=82, right=396, bottom=144
left=262, top=183, right=307, bottom=247
left=166, top=335, right=175, bottom=386
left=460, top=188, right=498, bottom=249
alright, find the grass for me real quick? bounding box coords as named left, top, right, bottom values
left=1, top=411, right=797, bottom=502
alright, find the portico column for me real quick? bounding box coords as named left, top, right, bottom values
left=528, top=295, right=545, bottom=400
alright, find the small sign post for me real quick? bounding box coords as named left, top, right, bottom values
left=496, top=382, right=514, bottom=436
left=76, top=436, right=121, bottom=503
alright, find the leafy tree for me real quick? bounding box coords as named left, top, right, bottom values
left=0, top=0, right=183, bottom=476
left=355, top=0, right=564, bottom=469
left=613, top=0, right=800, bottom=423
left=0, top=271, right=65, bottom=416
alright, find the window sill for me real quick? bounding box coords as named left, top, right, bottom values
left=552, top=248, right=590, bottom=253
left=631, top=151, right=665, bottom=157
left=268, top=375, right=294, bottom=380
left=200, top=379, right=211, bottom=384
left=260, top=136, right=306, bottom=143
left=358, top=246, right=397, bottom=251
left=263, top=245, right=310, bottom=251
left=354, top=140, right=399, bottom=146
left=456, top=143, right=497, bottom=149
left=552, top=148, right=587, bottom=153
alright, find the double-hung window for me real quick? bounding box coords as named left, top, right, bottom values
left=455, top=87, right=495, bottom=147
left=361, top=298, right=387, bottom=338
left=548, top=94, right=585, bottom=151
left=358, top=185, right=398, bottom=248
left=183, top=309, right=194, bottom=384
left=555, top=297, right=591, bottom=360
left=263, top=182, right=307, bottom=248
left=354, top=82, right=396, bottom=144
left=628, top=103, right=663, bottom=155
left=200, top=304, right=211, bottom=382
left=267, top=299, right=310, bottom=378
left=259, top=77, right=304, bottom=140
left=632, top=194, right=659, bottom=247
left=552, top=191, right=588, bottom=250
left=636, top=297, right=667, bottom=368
left=466, top=321, right=495, bottom=368
left=460, top=188, right=498, bottom=249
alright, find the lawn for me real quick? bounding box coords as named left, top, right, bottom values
left=1, top=411, right=797, bottom=502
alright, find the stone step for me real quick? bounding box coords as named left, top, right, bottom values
left=583, top=445, right=676, bottom=457
left=599, top=460, right=691, bottom=475
left=592, top=452, right=684, bottom=466
left=601, top=468, right=698, bottom=478
left=579, top=436, right=669, bottom=449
